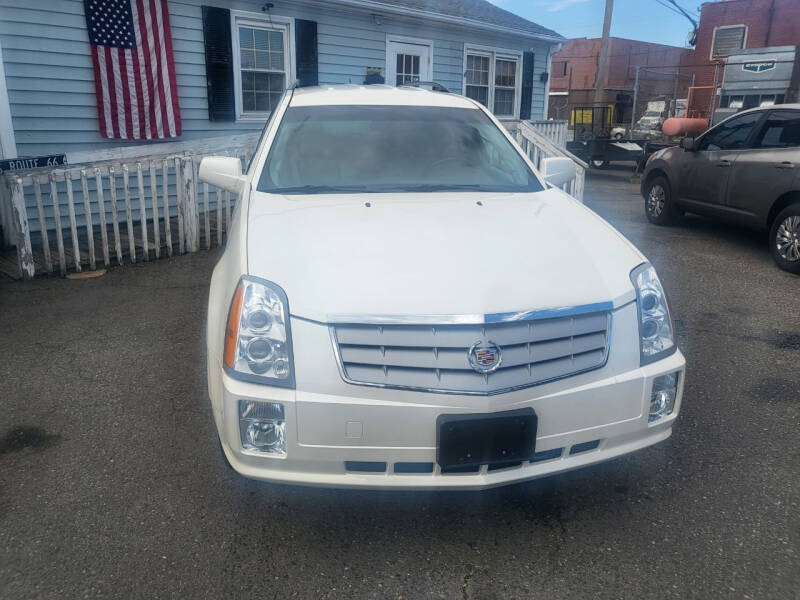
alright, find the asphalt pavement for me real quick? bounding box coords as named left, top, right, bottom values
left=1, top=165, right=798, bottom=599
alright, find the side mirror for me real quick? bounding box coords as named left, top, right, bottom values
left=198, top=156, right=247, bottom=194
left=680, top=137, right=696, bottom=152
left=541, top=156, right=577, bottom=188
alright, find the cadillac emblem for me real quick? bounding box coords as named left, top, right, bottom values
left=468, top=341, right=503, bottom=374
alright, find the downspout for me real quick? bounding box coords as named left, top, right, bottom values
left=764, top=0, right=775, bottom=46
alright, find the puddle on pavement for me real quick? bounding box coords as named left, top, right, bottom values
left=0, top=426, right=61, bottom=455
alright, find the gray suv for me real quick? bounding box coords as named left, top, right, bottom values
left=641, top=105, right=800, bottom=274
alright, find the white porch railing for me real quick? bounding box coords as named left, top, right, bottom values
left=515, top=121, right=587, bottom=202
left=1, top=133, right=259, bottom=279
left=527, top=119, right=568, bottom=148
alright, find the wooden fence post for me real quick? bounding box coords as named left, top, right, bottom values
left=10, top=177, right=34, bottom=279
left=181, top=157, right=200, bottom=252
left=49, top=173, right=67, bottom=276
left=174, top=157, right=185, bottom=254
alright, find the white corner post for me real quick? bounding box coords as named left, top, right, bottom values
left=0, top=40, right=20, bottom=248
left=543, top=42, right=561, bottom=120
left=0, top=41, right=16, bottom=160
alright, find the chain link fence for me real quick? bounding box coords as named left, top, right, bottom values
left=630, top=67, right=696, bottom=137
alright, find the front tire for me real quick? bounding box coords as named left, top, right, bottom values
left=644, top=175, right=678, bottom=225
left=770, top=204, right=800, bottom=274
left=590, top=159, right=609, bottom=169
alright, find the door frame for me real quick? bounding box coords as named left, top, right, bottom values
left=385, top=34, right=433, bottom=86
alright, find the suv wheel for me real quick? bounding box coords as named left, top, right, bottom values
left=770, top=205, right=800, bottom=274
left=644, top=175, right=678, bottom=225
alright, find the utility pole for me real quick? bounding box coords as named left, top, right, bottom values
left=593, top=0, right=613, bottom=106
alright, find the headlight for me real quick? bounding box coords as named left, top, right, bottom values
left=630, top=263, right=676, bottom=365
left=224, top=276, right=295, bottom=387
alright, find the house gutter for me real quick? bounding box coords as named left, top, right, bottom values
left=298, top=0, right=566, bottom=43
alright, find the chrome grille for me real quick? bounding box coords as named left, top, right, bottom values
left=331, top=309, right=611, bottom=395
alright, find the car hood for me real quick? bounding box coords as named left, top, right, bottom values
left=246, top=188, right=644, bottom=322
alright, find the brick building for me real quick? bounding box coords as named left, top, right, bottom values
left=548, top=0, right=799, bottom=128
left=684, top=0, right=800, bottom=116
left=693, top=0, right=799, bottom=85
left=548, top=37, right=692, bottom=126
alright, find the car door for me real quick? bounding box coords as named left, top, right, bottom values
left=678, top=112, right=765, bottom=212
left=726, top=109, right=800, bottom=227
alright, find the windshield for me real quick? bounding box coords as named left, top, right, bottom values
left=257, top=105, right=543, bottom=194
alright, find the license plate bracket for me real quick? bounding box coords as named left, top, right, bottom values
left=436, top=408, right=537, bottom=470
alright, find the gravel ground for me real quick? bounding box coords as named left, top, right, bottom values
left=1, top=166, right=798, bottom=599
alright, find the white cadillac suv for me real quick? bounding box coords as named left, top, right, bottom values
left=200, top=85, right=685, bottom=490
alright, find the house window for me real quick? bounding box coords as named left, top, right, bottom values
left=711, top=25, right=747, bottom=60
left=464, top=48, right=521, bottom=118
left=232, top=14, right=293, bottom=120
left=464, top=54, right=490, bottom=106
left=553, top=61, right=568, bottom=77
left=494, top=59, right=517, bottom=116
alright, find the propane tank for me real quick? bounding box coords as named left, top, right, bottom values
left=662, top=117, right=709, bottom=137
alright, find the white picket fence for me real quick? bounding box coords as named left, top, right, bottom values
left=1, top=133, right=259, bottom=279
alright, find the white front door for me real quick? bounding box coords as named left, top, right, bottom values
left=386, top=39, right=432, bottom=86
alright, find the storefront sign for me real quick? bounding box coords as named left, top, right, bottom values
left=742, top=61, right=776, bottom=74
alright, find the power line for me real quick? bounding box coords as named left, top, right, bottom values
left=654, top=0, right=684, bottom=17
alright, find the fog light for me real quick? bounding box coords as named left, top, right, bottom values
left=649, top=372, right=679, bottom=422
left=238, top=400, right=286, bottom=455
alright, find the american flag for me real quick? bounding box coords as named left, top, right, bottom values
left=84, top=0, right=181, bottom=139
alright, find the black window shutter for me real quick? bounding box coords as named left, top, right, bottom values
left=295, top=19, right=318, bottom=87
left=202, top=6, right=235, bottom=121
left=520, top=51, right=535, bottom=120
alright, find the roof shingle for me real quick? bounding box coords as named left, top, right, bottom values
left=367, top=0, right=564, bottom=40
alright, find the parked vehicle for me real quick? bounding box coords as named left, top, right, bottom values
left=641, top=105, right=800, bottom=273
left=632, top=100, right=668, bottom=136
left=200, top=85, right=685, bottom=489
left=567, top=137, right=647, bottom=169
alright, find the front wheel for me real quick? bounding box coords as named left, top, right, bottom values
left=770, top=205, right=800, bottom=274
left=644, top=175, right=678, bottom=225
left=590, top=159, right=608, bottom=169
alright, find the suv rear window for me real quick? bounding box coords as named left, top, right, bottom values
left=257, top=105, right=542, bottom=194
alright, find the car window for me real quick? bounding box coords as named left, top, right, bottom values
left=257, top=105, right=542, bottom=194
left=697, top=112, right=762, bottom=151
left=752, top=111, right=800, bottom=149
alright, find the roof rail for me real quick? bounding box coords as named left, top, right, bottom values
left=401, top=81, right=451, bottom=93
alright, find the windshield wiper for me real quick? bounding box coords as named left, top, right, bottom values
left=387, top=184, right=488, bottom=192
left=267, top=184, right=372, bottom=194
left=265, top=183, right=498, bottom=194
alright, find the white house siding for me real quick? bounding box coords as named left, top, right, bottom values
left=0, top=0, right=552, bottom=157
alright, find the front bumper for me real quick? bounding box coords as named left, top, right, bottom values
left=209, top=306, right=685, bottom=490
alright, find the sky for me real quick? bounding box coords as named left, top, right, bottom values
left=488, top=0, right=700, bottom=47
